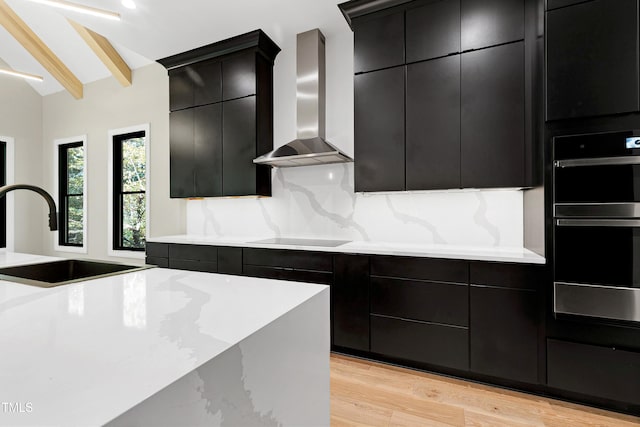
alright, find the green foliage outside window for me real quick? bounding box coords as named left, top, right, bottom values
left=120, top=136, right=146, bottom=250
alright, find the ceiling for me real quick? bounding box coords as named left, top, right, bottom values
left=0, top=0, right=349, bottom=96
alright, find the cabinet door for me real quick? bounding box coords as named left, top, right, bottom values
left=461, top=0, right=524, bottom=51
left=353, top=9, right=404, bottom=73
left=461, top=42, right=524, bottom=188
left=169, top=68, right=194, bottom=111
left=546, top=0, right=639, bottom=120
left=222, top=53, right=256, bottom=101
left=193, top=103, right=222, bottom=197
left=192, top=60, right=222, bottom=106
left=407, top=55, right=461, bottom=190
left=169, top=109, right=194, bottom=198
left=169, top=61, right=222, bottom=110
left=222, top=96, right=256, bottom=196
left=333, top=254, right=369, bottom=352
left=406, top=0, right=460, bottom=63
left=354, top=67, right=405, bottom=192
left=470, top=285, right=538, bottom=383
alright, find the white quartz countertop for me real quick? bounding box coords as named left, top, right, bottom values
left=0, top=252, right=328, bottom=426
left=148, top=235, right=546, bottom=264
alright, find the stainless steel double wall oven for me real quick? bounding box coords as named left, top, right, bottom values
left=554, top=130, right=640, bottom=324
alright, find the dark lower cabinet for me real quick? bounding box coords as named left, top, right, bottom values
left=371, top=314, right=469, bottom=371
left=169, top=244, right=218, bottom=273
left=546, top=0, right=639, bottom=120
left=354, top=66, right=405, bottom=192
left=333, top=254, right=370, bottom=352
left=470, top=285, right=538, bottom=383
left=145, top=242, right=169, bottom=267
left=461, top=41, right=525, bottom=188
left=242, top=248, right=333, bottom=285
left=407, top=55, right=461, bottom=190
left=547, top=339, right=640, bottom=406
left=469, top=262, right=541, bottom=384
left=218, top=247, right=242, bottom=275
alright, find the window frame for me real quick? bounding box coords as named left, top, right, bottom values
left=108, top=124, right=150, bottom=259
left=53, top=136, right=87, bottom=254
left=0, top=136, right=15, bottom=252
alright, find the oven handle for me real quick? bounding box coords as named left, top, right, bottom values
left=555, top=156, right=640, bottom=168
left=556, top=218, right=640, bottom=227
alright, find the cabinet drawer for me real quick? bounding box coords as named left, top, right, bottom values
left=218, top=247, right=242, bottom=275
left=146, top=242, right=169, bottom=258
left=169, top=244, right=218, bottom=261
left=470, top=262, right=541, bottom=290
left=547, top=339, right=640, bottom=405
left=371, top=277, right=468, bottom=327
left=145, top=256, right=168, bottom=268
left=371, top=315, right=469, bottom=371
left=243, top=265, right=332, bottom=285
left=243, top=248, right=333, bottom=271
left=371, top=256, right=468, bottom=283
left=169, top=259, right=218, bottom=273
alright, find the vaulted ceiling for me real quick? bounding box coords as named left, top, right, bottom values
left=0, top=0, right=349, bottom=98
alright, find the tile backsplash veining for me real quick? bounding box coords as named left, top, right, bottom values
left=186, top=163, right=524, bottom=248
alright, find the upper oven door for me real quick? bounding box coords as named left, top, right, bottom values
left=554, top=130, right=640, bottom=211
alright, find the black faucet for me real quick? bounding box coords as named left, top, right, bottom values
left=0, top=184, right=58, bottom=231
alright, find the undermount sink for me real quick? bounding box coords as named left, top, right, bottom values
left=0, top=259, right=152, bottom=288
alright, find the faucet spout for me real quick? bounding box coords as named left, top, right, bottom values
left=0, top=184, right=58, bottom=231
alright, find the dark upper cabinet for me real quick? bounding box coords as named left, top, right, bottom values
left=169, top=104, right=223, bottom=198
left=341, top=0, right=538, bottom=192
left=353, top=9, right=404, bottom=73
left=222, top=96, right=257, bottom=196
left=194, top=103, right=223, bottom=197
left=333, top=254, right=370, bottom=352
left=546, top=0, right=639, bottom=121
left=169, top=108, right=194, bottom=198
left=469, top=263, right=541, bottom=384
left=406, top=0, right=460, bottom=63
left=222, top=53, right=256, bottom=101
left=461, top=41, right=525, bottom=188
left=407, top=55, right=461, bottom=190
left=159, top=30, right=280, bottom=198
left=354, top=66, right=405, bottom=192
left=461, top=0, right=524, bottom=51
left=169, top=60, right=222, bottom=111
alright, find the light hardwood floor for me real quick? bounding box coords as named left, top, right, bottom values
left=330, top=354, right=640, bottom=427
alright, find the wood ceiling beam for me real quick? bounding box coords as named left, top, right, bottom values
left=0, top=0, right=83, bottom=99
left=68, top=19, right=131, bottom=87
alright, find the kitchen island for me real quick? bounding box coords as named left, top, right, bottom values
left=0, top=252, right=329, bottom=426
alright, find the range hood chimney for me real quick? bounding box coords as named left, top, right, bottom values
left=253, top=29, right=353, bottom=168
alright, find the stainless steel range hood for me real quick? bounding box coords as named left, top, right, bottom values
left=254, top=29, right=353, bottom=168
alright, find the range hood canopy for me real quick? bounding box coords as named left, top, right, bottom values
left=253, top=29, right=353, bottom=168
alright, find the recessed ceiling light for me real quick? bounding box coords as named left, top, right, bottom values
left=26, top=0, right=121, bottom=21
left=0, top=67, right=44, bottom=82
left=121, top=0, right=136, bottom=10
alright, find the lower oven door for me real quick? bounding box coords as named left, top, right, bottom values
left=554, top=218, right=640, bottom=323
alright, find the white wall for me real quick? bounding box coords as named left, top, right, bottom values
left=42, top=63, right=184, bottom=263
left=185, top=24, right=525, bottom=248
left=0, top=65, right=44, bottom=254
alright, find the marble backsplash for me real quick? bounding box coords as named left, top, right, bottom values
left=186, top=163, right=524, bottom=248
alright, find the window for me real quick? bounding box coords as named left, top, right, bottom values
left=113, top=130, right=147, bottom=251
left=58, top=141, right=84, bottom=247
